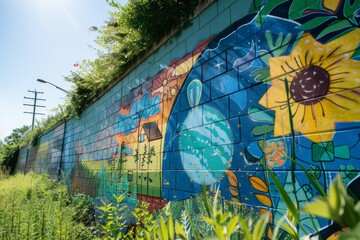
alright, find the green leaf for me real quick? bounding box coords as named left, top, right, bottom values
left=265, top=30, right=274, bottom=48
left=258, top=49, right=271, bottom=65
left=204, top=217, right=216, bottom=226
left=328, top=175, right=341, bottom=212
left=300, top=16, right=336, bottom=30
left=252, top=125, right=274, bottom=136
left=250, top=68, right=270, bottom=82
left=248, top=107, right=274, bottom=122
left=289, top=0, right=323, bottom=19
left=214, top=226, right=226, bottom=240
left=253, top=212, right=270, bottom=240
left=316, top=20, right=353, bottom=39
left=249, top=0, right=264, bottom=12
left=238, top=217, right=251, bottom=240
left=219, top=212, right=230, bottom=224
left=277, top=221, right=299, bottom=240
left=168, top=214, right=174, bottom=240
left=159, top=216, right=168, bottom=240
left=343, top=0, right=360, bottom=18
left=175, top=221, right=186, bottom=240
left=256, top=1, right=284, bottom=26
left=267, top=169, right=300, bottom=223
left=226, top=216, right=239, bottom=236
left=284, top=155, right=327, bottom=197
left=339, top=221, right=360, bottom=240
left=202, top=185, right=212, bottom=218
left=274, top=32, right=283, bottom=48
left=145, top=231, right=151, bottom=240
left=302, top=198, right=334, bottom=220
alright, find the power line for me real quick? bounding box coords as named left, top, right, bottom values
left=23, top=90, right=46, bottom=130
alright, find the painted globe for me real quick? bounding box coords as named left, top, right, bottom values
left=179, top=105, right=232, bottom=185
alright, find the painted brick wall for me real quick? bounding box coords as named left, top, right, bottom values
left=17, top=0, right=360, bottom=237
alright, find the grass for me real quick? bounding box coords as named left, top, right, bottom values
left=0, top=168, right=359, bottom=239
left=0, top=173, right=96, bottom=239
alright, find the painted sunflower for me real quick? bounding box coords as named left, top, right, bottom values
left=259, top=30, right=360, bottom=143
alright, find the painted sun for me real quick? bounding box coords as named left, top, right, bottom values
left=259, top=29, right=360, bottom=143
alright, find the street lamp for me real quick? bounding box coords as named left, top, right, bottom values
left=37, top=79, right=69, bottom=94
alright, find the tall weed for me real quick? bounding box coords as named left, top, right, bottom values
left=0, top=173, right=94, bottom=239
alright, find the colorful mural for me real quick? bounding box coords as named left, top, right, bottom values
left=17, top=0, right=360, bottom=238
left=17, top=123, right=65, bottom=180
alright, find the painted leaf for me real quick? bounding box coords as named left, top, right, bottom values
left=273, top=32, right=292, bottom=56
left=249, top=0, right=263, bottom=12
left=289, top=0, right=329, bottom=19
left=252, top=125, right=274, bottom=136
left=256, top=1, right=283, bottom=26
left=316, top=20, right=353, bottom=39
left=225, top=170, right=238, bottom=186
left=344, top=0, right=359, bottom=18
left=299, top=16, right=336, bottom=30
left=249, top=176, right=269, bottom=193
left=353, top=46, right=360, bottom=60
left=248, top=107, right=274, bottom=122
left=255, top=194, right=272, bottom=207
left=250, top=67, right=270, bottom=82
left=228, top=186, right=240, bottom=196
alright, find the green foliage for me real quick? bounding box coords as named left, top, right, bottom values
left=0, top=173, right=94, bottom=239
left=119, top=0, right=200, bottom=42
left=64, top=0, right=203, bottom=116
left=2, top=171, right=358, bottom=239
left=95, top=172, right=359, bottom=240
left=202, top=188, right=240, bottom=240
left=0, top=125, right=30, bottom=173
left=303, top=175, right=360, bottom=229
left=289, top=0, right=360, bottom=42
left=132, top=201, right=156, bottom=239
left=71, top=193, right=96, bottom=227
left=97, top=194, right=129, bottom=239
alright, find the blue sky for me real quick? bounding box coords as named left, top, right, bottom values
left=0, top=0, right=127, bottom=140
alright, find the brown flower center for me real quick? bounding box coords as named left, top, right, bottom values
left=290, top=65, right=330, bottom=105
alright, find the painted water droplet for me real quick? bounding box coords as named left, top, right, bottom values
left=187, top=79, right=202, bottom=108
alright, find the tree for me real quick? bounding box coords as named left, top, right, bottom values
left=3, top=125, right=30, bottom=144
left=0, top=125, right=30, bottom=174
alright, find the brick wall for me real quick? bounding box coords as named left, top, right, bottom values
left=17, top=0, right=360, bottom=235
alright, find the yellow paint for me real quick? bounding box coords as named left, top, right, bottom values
left=323, top=0, right=340, bottom=12
left=175, top=53, right=200, bottom=75
left=259, top=30, right=360, bottom=142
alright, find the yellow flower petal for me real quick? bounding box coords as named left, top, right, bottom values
left=259, top=29, right=360, bottom=143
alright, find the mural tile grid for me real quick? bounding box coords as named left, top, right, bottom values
left=16, top=0, right=360, bottom=237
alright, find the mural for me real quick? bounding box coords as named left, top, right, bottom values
left=17, top=123, right=65, bottom=179
left=17, top=0, right=360, bottom=238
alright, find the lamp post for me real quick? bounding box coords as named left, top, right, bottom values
left=36, top=78, right=68, bottom=180
left=37, top=79, right=69, bottom=94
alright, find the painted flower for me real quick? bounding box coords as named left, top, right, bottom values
left=259, top=30, right=360, bottom=142
left=265, top=140, right=286, bottom=168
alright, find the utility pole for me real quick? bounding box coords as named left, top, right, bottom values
left=23, top=89, right=46, bottom=129
left=23, top=90, right=45, bottom=174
